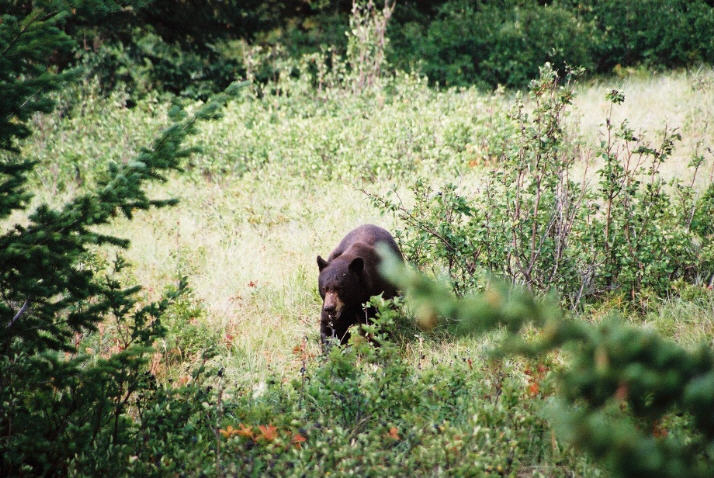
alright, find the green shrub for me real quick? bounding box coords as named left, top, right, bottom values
left=390, top=0, right=714, bottom=89
left=80, top=29, right=243, bottom=100
left=396, top=0, right=595, bottom=88
left=208, top=311, right=584, bottom=476
left=71, top=0, right=353, bottom=100
left=371, top=64, right=714, bottom=306
left=576, top=0, right=714, bottom=72
left=380, top=250, right=714, bottom=478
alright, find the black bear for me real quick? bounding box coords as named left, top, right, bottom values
left=316, top=224, right=403, bottom=345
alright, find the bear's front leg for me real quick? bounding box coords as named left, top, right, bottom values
left=333, top=308, right=361, bottom=345
left=319, top=309, right=336, bottom=349
left=320, top=314, right=336, bottom=351
left=320, top=309, right=358, bottom=350
left=320, top=312, right=350, bottom=350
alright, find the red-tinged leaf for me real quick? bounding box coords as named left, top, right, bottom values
left=291, top=433, right=306, bottom=449
left=528, top=382, right=539, bottom=397
left=386, top=426, right=399, bottom=440
left=258, top=424, right=278, bottom=441
left=237, top=424, right=254, bottom=440
left=219, top=425, right=236, bottom=438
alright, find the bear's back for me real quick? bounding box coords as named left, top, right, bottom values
left=328, top=224, right=401, bottom=262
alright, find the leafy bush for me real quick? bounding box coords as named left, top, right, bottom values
left=379, top=249, right=714, bottom=478
left=80, top=29, right=243, bottom=100
left=75, top=0, right=355, bottom=100
left=576, top=0, right=714, bottom=72
left=390, top=0, right=714, bottom=88
left=371, top=64, right=714, bottom=306
left=410, top=0, right=595, bottom=88
left=206, top=307, right=585, bottom=476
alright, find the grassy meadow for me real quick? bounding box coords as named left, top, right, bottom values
left=17, top=67, right=714, bottom=475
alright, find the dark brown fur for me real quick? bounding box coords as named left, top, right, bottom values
left=317, top=224, right=403, bottom=345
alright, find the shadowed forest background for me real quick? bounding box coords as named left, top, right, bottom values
left=2, top=1, right=714, bottom=476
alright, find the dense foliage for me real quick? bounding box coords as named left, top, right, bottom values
left=371, top=65, right=714, bottom=306
left=392, top=0, right=714, bottom=88
left=379, top=250, right=714, bottom=478
left=10, top=0, right=714, bottom=97
left=394, top=0, right=595, bottom=88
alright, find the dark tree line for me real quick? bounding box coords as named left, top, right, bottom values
left=4, top=0, right=713, bottom=98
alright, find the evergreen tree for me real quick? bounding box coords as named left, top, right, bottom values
left=0, top=5, right=242, bottom=475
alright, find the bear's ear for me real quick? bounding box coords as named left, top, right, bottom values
left=349, top=257, right=364, bottom=274
left=317, top=255, right=328, bottom=271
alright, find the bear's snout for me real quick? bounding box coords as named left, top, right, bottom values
left=322, top=291, right=344, bottom=318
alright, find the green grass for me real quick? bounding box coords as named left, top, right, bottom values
left=13, top=67, right=714, bottom=476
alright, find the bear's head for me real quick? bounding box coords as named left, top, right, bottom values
left=316, top=255, right=366, bottom=322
